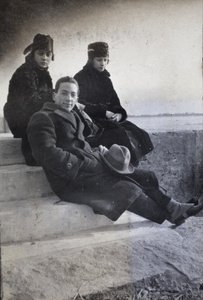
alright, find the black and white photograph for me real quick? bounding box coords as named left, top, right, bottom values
left=0, top=0, right=202, bottom=299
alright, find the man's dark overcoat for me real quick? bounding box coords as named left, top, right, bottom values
left=27, top=102, right=169, bottom=223
left=74, top=64, right=153, bottom=163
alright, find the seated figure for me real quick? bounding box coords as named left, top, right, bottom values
left=27, top=76, right=203, bottom=225
left=74, top=42, right=154, bottom=166
left=4, top=33, right=54, bottom=165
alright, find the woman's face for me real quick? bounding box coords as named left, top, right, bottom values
left=92, top=57, right=109, bottom=72
left=34, top=49, right=52, bottom=68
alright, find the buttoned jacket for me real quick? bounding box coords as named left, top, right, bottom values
left=27, top=102, right=158, bottom=222
left=27, top=102, right=103, bottom=193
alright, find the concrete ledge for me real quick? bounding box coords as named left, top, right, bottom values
left=140, top=130, right=203, bottom=201
left=0, top=134, right=25, bottom=165
left=0, top=196, right=140, bottom=244
left=0, top=116, right=7, bottom=133
left=2, top=217, right=203, bottom=300
left=1, top=224, right=168, bottom=300
left=0, top=130, right=202, bottom=203
left=0, top=165, right=52, bottom=201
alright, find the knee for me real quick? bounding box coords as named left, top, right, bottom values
left=147, top=171, right=159, bottom=188
left=91, top=200, right=121, bottom=221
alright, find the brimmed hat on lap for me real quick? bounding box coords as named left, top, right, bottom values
left=101, top=144, right=135, bottom=174
left=23, top=34, right=54, bottom=60
left=88, top=42, right=109, bottom=59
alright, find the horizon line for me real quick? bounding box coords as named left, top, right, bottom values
left=128, top=113, right=203, bottom=117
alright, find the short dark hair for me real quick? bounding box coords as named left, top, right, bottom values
left=54, top=76, right=79, bottom=94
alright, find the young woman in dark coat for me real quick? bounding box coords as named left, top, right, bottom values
left=3, top=34, right=54, bottom=165
left=74, top=42, right=154, bottom=166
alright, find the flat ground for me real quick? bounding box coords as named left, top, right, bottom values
left=73, top=217, right=203, bottom=300
left=2, top=216, right=203, bottom=300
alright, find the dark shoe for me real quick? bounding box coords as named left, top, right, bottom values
left=25, top=159, right=40, bottom=166
left=174, top=201, right=203, bottom=226
left=187, top=196, right=198, bottom=205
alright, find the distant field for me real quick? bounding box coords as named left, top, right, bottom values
left=0, top=114, right=203, bottom=134
left=128, top=114, right=203, bottom=132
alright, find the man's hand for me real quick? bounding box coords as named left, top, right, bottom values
left=98, top=145, right=108, bottom=155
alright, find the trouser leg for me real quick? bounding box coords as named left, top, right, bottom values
left=145, top=189, right=171, bottom=209
left=58, top=171, right=142, bottom=222
left=127, top=192, right=168, bottom=224
left=128, top=169, right=171, bottom=209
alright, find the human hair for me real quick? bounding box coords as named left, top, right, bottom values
left=54, top=76, right=80, bottom=94
left=86, top=56, right=109, bottom=67
left=87, top=56, right=109, bottom=66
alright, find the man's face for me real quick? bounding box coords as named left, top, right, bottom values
left=92, top=56, right=109, bottom=72
left=34, top=49, right=52, bottom=68
left=53, top=82, right=78, bottom=112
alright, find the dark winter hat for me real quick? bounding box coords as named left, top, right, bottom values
left=23, top=34, right=54, bottom=60
left=88, top=42, right=109, bottom=59
left=101, top=144, right=134, bottom=174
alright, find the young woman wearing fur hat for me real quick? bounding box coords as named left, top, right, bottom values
left=4, top=34, right=54, bottom=165
left=74, top=42, right=153, bottom=166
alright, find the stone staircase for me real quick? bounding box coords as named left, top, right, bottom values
left=0, top=133, right=139, bottom=244
left=0, top=118, right=203, bottom=299
left=0, top=130, right=145, bottom=299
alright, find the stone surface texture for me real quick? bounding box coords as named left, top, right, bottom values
left=1, top=217, right=203, bottom=300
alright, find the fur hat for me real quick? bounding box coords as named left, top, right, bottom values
left=23, top=34, right=54, bottom=60
left=101, top=144, right=134, bottom=174
left=88, top=42, right=109, bottom=59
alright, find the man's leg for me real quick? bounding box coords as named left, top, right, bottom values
left=58, top=171, right=142, bottom=222
left=127, top=169, right=203, bottom=225
left=127, top=192, right=168, bottom=224
left=126, top=169, right=171, bottom=209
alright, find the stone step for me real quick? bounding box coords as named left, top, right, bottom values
left=0, top=131, right=202, bottom=204
left=1, top=130, right=203, bottom=203
left=0, top=115, right=8, bottom=133
left=0, top=222, right=162, bottom=300
left=0, top=164, right=52, bottom=201
left=2, top=217, right=203, bottom=300
left=0, top=195, right=139, bottom=244
left=0, top=133, right=25, bottom=166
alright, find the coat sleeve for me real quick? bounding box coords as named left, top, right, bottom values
left=27, top=112, right=83, bottom=181
left=106, top=79, right=127, bottom=122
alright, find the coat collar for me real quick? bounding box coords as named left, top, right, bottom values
left=42, top=102, right=78, bottom=125
left=83, top=63, right=110, bottom=77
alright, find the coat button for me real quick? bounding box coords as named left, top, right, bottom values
left=66, top=163, right=72, bottom=170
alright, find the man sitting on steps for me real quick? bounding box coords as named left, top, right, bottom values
left=27, top=76, right=203, bottom=226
